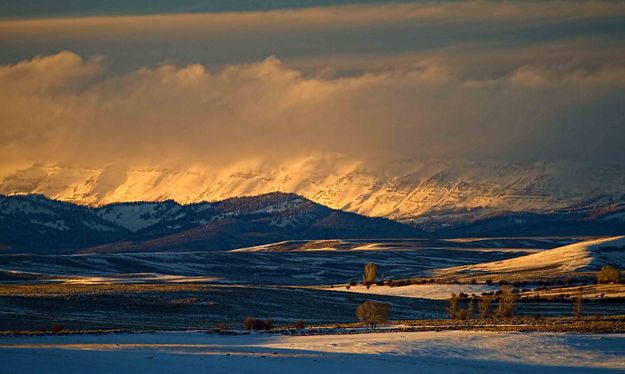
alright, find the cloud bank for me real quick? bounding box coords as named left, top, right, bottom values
left=1, top=49, right=624, bottom=177
left=1, top=1, right=624, bottom=176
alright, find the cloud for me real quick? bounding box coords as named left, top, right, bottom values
left=0, top=50, right=624, bottom=179
left=2, top=1, right=625, bottom=38
left=0, top=51, right=103, bottom=92
left=2, top=2, right=624, bottom=77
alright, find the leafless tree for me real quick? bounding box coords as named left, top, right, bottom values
left=363, top=262, right=377, bottom=286
left=356, top=301, right=389, bottom=329
left=478, top=295, right=493, bottom=319
left=494, top=285, right=517, bottom=319
left=574, top=292, right=583, bottom=320
left=448, top=293, right=460, bottom=319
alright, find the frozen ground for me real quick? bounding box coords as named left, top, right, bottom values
left=1, top=282, right=622, bottom=331
left=0, top=246, right=532, bottom=285
left=317, top=283, right=499, bottom=299
left=1, top=237, right=624, bottom=331
left=0, top=285, right=447, bottom=331
left=1, top=331, right=624, bottom=373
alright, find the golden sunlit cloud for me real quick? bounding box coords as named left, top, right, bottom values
left=1, top=49, right=624, bottom=179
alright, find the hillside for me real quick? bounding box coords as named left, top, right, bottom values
left=0, top=192, right=425, bottom=254
left=0, top=194, right=129, bottom=253
left=436, top=236, right=625, bottom=281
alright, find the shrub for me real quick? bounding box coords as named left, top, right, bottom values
left=494, top=285, right=517, bottom=319
left=356, top=301, right=389, bottom=329
left=244, top=317, right=273, bottom=331
left=51, top=325, right=64, bottom=333
left=453, top=308, right=468, bottom=320
left=363, top=263, right=377, bottom=285
left=597, top=265, right=621, bottom=284
left=294, top=320, right=305, bottom=329
left=349, top=281, right=357, bottom=287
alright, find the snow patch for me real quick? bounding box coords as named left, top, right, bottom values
left=318, top=283, right=498, bottom=300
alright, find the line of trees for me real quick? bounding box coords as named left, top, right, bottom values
left=239, top=262, right=621, bottom=331
left=449, top=285, right=519, bottom=320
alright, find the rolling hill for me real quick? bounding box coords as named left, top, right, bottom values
left=436, top=236, right=625, bottom=281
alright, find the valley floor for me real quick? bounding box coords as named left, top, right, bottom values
left=1, top=330, right=624, bottom=373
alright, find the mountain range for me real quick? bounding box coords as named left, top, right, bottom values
left=0, top=192, right=424, bottom=253
left=1, top=159, right=624, bottom=232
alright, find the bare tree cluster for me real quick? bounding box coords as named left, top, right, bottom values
left=449, top=285, right=518, bottom=321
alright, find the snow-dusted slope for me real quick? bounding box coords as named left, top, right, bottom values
left=2, top=159, right=625, bottom=226
left=438, top=236, right=625, bottom=280
left=96, top=201, right=183, bottom=232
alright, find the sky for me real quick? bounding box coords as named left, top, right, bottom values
left=1, top=1, right=624, bottom=176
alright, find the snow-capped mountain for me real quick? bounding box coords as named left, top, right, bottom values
left=2, top=159, right=624, bottom=230
left=0, top=192, right=424, bottom=253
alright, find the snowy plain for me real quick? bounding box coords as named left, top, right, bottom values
left=317, top=283, right=499, bottom=300
left=1, top=331, right=624, bottom=373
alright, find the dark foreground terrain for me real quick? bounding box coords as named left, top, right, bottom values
left=1, top=282, right=624, bottom=332
left=0, top=237, right=623, bottom=333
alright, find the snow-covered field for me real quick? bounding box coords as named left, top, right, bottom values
left=1, top=331, right=624, bottom=373
left=317, top=283, right=498, bottom=300
left=0, top=246, right=526, bottom=285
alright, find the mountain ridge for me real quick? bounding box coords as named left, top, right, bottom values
left=2, top=159, right=624, bottom=231
left=0, top=192, right=426, bottom=254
